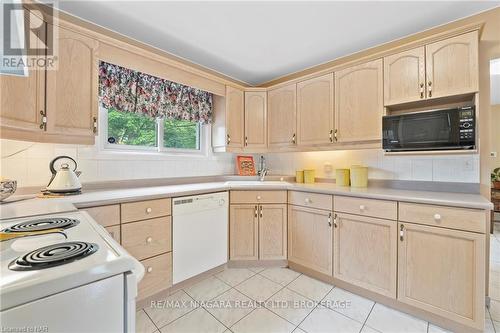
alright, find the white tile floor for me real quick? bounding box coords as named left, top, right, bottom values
left=137, top=224, right=500, bottom=333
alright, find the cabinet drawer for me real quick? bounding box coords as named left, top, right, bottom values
left=122, top=217, right=172, bottom=260
left=334, top=196, right=397, bottom=220
left=85, top=205, right=120, bottom=227
left=121, top=198, right=171, bottom=223
left=139, top=253, right=172, bottom=300
left=105, top=225, right=121, bottom=244
left=230, top=190, right=287, bottom=204
left=399, top=202, right=486, bottom=233
left=288, top=191, right=332, bottom=211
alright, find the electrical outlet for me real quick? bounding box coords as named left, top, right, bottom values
left=491, top=152, right=498, bottom=158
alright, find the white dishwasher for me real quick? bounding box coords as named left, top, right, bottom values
left=172, top=191, right=228, bottom=284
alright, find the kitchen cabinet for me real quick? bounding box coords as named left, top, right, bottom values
left=229, top=204, right=259, bottom=260
left=139, top=253, right=173, bottom=300
left=225, top=86, right=245, bottom=148
left=244, top=91, right=267, bottom=149
left=425, top=31, right=478, bottom=99
left=229, top=191, right=287, bottom=261
left=333, top=213, right=397, bottom=298
left=105, top=225, right=121, bottom=244
left=384, top=47, right=426, bottom=105
left=259, top=204, right=287, bottom=260
left=121, top=216, right=172, bottom=260
left=84, top=204, right=120, bottom=228
left=297, top=73, right=335, bottom=146
left=335, top=59, right=383, bottom=143
left=288, top=205, right=333, bottom=275
left=398, top=222, right=484, bottom=330
left=267, top=83, right=297, bottom=148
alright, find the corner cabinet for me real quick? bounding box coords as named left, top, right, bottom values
left=398, top=222, right=484, bottom=330
left=297, top=73, right=335, bottom=146
left=244, top=90, right=267, bottom=149
left=335, top=59, right=383, bottom=143
left=229, top=204, right=259, bottom=260
left=225, top=86, right=245, bottom=148
left=267, top=83, right=297, bottom=148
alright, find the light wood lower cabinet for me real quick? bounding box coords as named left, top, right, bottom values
left=259, top=204, right=287, bottom=260
left=105, top=225, right=121, bottom=244
left=288, top=205, right=333, bottom=275
left=84, top=204, right=120, bottom=227
left=333, top=213, right=397, bottom=298
left=230, top=203, right=287, bottom=261
left=230, top=204, right=259, bottom=260
left=121, top=216, right=172, bottom=260
left=139, top=253, right=173, bottom=300
left=398, top=222, right=485, bottom=330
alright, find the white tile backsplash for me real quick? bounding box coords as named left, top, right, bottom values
left=265, top=149, right=479, bottom=183
left=0, top=139, right=235, bottom=187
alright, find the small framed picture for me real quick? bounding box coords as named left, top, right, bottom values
left=236, top=155, right=256, bottom=176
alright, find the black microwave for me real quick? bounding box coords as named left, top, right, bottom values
left=382, top=106, right=475, bottom=152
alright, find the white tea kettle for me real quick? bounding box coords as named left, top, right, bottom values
left=46, top=156, right=82, bottom=193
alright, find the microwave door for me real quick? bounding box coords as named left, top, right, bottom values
left=399, top=112, right=457, bottom=150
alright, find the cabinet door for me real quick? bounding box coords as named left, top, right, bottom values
left=0, top=12, right=45, bottom=135
left=225, top=86, right=245, bottom=148
left=46, top=25, right=98, bottom=138
left=268, top=84, right=297, bottom=148
left=398, top=222, right=484, bottom=329
left=297, top=73, right=334, bottom=145
left=230, top=204, right=258, bottom=260
left=259, top=204, right=287, bottom=260
left=335, top=59, right=383, bottom=142
left=288, top=205, right=332, bottom=275
left=425, top=31, right=478, bottom=99
left=244, top=91, right=267, bottom=149
left=384, top=47, right=425, bottom=105
left=333, top=213, right=397, bottom=298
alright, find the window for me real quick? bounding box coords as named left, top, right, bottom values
left=104, top=108, right=202, bottom=153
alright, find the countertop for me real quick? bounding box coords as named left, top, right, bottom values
left=0, top=180, right=493, bottom=220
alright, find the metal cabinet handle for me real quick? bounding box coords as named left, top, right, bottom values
left=146, top=207, right=152, bottom=214
left=259, top=206, right=263, bottom=218
left=292, top=133, right=296, bottom=144
left=93, top=117, right=98, bottom=134
left=146, top=236, right=153, bottom=244
left=245, top=136, right=248, bottom=146
left=39, top=110, right=47, bottom=131
left=434, top=213, right=441, bottom=221
left=428, top=81, right=432, bottom=98
left=147, top=266, right=153, bottom=273
left=419, top=83, right=424, bottom=99
left=400, top=224, right=405, bottom=241
left=329, top=129, right=333, bottom=143
left=334, top=129, right=338, bottom=142
left=333, top=213, right=338, bottom=228
left=254, top=205, right=258, bottom=218
left=227, top=134, right=231, bottom=144
left=328, top=212, right=332, bottom=227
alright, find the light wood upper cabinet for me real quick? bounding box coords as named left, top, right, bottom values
left=267, top=83, right=297, bottom=148
left=225, top=86, right=245, bottom=148
left=288, top=205, right=332, bottom=275
left=297, top=73, right=334, bottom=146
left=334, top=213, right=397, bottom=298
left=244, top=91, right=267, bottom=149
left=398, top=222, right=484, bottom=330
left=384, top=47, right=425, bottom=105
left=46, top=25, right=99, bottom=137
left=259, top=204, right=287, bottom=260
left=229, top=204, right=259, bottom=260
left=425, top=31, right=478, bottom=99
left=335, top=59, right=383, bottom=143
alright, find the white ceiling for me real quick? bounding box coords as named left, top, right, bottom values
left=53, top=1, right=499, bottom=85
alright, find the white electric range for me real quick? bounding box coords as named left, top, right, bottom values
left=0, top=210, right=144, bottom=333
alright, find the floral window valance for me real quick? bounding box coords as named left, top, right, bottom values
left=99, top=61, right=213, bottom=124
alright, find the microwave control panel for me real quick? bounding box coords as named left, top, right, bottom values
left=458, top=107, right=475, bottom=142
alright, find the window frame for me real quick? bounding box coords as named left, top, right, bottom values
left=99, top=106, right=208, bottom=157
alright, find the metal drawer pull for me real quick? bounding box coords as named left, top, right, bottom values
left=147, top=267, right=153, bottom=273
left=434, top=214, right=441, bottom=221
left=428, top=81, right=432, bottom=97
left=329, top=129, right=333, bottom=143
left=260, top=206, right=263, bottom=218
left=254, top=205, right=258, bottom=218
left=419, top=83, right=424, bottom=99
left=333, top=213, right=338, bottom=228
left=146, top=207, right=152, bottom=214
left=146, top=236, right=153, bottom=243
left=292, top=133, right=296, bottom=144
left=400, top=224, right=404, bottom=241
left=328, top=212, right=332, bottom=227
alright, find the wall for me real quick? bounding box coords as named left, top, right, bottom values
left=0, top=138, right=235, bottom=188
left=493, top=104, right=500, bottom=170
left=265, top=150, right=479, bottom=183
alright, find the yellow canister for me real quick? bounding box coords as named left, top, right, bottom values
left=304, top=169, right=315, bottom=184
left=350, top=166, right=368, bottom=187
left=295, top=170, right=304, bottom=183
left=335, top=169, right=350, bottom=186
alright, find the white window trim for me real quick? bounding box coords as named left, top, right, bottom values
left=98, top=106, right=209, bottom=158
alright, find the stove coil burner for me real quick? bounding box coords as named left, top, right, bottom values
left=2, top=218, right=80, bottom=233
left=8, top=241, right=98, bottom=271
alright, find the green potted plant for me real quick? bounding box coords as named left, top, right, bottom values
left=492, top=167, right=500, bottom=189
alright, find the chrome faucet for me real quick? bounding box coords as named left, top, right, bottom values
left=258, top=155, right=269, bottom=182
